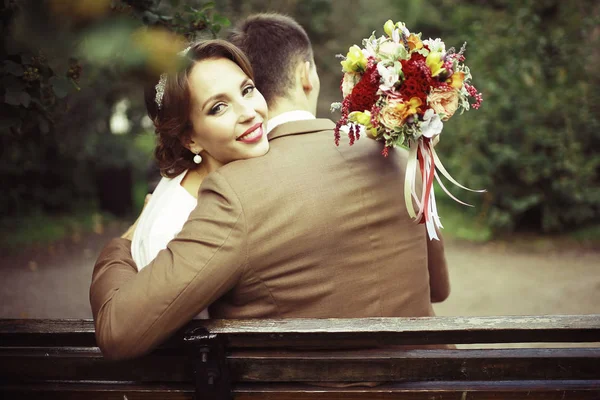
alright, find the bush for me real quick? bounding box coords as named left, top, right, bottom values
left=429, top=0, right=600, bottom=233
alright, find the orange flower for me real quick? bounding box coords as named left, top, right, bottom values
left=448, top=71, right=465, bottom=89
left=379, top=97, right=422, bottom=129
left=427, top=88, right=459, bottom=121
left=407, top=34, right=423, bottom=51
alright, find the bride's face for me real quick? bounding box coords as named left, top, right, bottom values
left=186, top=57, right=269, bottom=165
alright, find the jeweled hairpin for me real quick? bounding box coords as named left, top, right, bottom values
left=154, top=73, right=167, bottom=109
left=154, top=46, right=192, bottom=109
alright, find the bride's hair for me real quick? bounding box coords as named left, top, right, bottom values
left=144, top=39, right=255, bottom=178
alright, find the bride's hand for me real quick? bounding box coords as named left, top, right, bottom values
left=121, top=194, right=152, bottom=240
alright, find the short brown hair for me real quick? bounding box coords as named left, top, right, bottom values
left=228, top=13, right=313, bottom=106
left=144, top=39, right=254, bottom=178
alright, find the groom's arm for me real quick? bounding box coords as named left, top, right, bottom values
left=90, top=171, right=248, bottom=360
left=427, top=228, right=450, bottom=303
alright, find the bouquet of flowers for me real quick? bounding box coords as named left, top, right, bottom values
left=331, top=20, right=484, bottom=240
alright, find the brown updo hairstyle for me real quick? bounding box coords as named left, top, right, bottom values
left=144, top=39, right=255, bottom=178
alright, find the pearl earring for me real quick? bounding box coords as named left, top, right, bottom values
left=193, top=153, right=202, bottom=164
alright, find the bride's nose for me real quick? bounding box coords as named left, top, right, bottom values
left=238, top=100, right=257, bottom=123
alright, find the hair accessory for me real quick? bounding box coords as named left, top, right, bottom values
left=193, top=152, right=202, bottom=164
left=154, top=73, right=167, bottom=109
left=154, top=46, right=192, bottom=109
left=332, top=20, right=485, bottom=240
left=178, top=46, right=191, bottom=56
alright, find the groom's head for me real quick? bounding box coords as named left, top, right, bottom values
left=229, top=13, right=320, bottom=117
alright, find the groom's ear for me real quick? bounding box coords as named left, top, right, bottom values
left=299, top=61, right=314, bottom=93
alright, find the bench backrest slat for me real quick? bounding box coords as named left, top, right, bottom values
left=1, top=315, right=599, bottom=348
left=1, top=316, right=600, bottom=399
left=2, top=347, right=599, bottom=383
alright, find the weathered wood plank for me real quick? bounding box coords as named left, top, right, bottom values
left=227, top=348, right=600, bottom=382
left=2, top=347, right=599, bottom=382
left=2, top=381, right=600, bottom=399
left=1, top=315, right=599, bottom=348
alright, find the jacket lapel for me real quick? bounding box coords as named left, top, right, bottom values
left=267, top=119, right=336, bottom=141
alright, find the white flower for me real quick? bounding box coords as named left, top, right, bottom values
left=396, top=22, right=410, bottom=37
left=421, top=109, right=444, bottom=138
left=362, top=47, right=374, bottom=59
left=423, top=38, right=446, bottom=55
left=341, top=72, right=360, bottom=98
left=377, top=62, right=399, bottom=92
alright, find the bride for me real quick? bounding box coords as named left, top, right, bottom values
left=126, top=39, right=269, bottom=318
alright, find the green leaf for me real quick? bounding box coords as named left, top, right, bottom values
left=212, top=15, right=230, bottom=27
left=4, top=90, right=30, bottom=107
left=200, top=1, right=215, bottom=12
left=142, top=11, right=159, bottom=24
left=19, top=91, right=31, bottom=107
left=0, top=116, right=20, bottom=130
left=3, top=60, right=23, bottom=76
left=38, top=116, right=50, bottom=134
left=20, top=52, right=35, bottom=65
left=49, top=76, right=71, bottom=99
left=1, top=75, right=25, bottom=91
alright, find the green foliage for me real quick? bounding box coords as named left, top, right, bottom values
left=0, top=0, right=229, bottom=217
left=419, top=0, right=600, bottom=233
left=0, top=203, right=109, bottom=251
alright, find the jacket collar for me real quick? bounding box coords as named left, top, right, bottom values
left=267, top=119, right=336, bottom=141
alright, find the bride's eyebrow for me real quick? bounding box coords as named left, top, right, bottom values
left=201, top=77, right=253, bottom=111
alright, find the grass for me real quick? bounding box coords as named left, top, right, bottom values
left=435, top=199, right=493, bottom=243
left=0, top=177, right=150, bottom=252
left=567, top=224, right=600, bottom=243
left=0, top=204, right=118, bottom=252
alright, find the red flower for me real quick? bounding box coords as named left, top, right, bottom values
left=399, top=53, right=438, bottom=107
left=347, top=61, right=380, bottom=113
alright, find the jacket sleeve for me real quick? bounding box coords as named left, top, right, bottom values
left=90, top=171, right=248, bottom=360
left=427, top=228, right=450, bottom=303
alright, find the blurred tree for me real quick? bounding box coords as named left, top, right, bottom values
left=2, top=0, right=598, bottom=236
left=420, top=0, right=600, bottom=233
left=1, top=0, right=229, bottom=217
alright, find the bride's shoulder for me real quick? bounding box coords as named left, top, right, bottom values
left=152, top=170, right=187, bottom=193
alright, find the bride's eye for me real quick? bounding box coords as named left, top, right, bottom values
left=242, top=84, right=255, bottom=96
left=209, top=103, right=226, bottom=115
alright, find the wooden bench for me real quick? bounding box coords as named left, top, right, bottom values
left=1, top=315, right=599, bottom=399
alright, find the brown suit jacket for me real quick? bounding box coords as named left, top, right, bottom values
left=90, top=119, right=449, bottom=360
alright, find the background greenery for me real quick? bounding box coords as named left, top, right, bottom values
left=1, top=0, right=598, bottom=247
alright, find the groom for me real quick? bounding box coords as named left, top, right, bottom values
left=90, top=13, right=450, bottom=360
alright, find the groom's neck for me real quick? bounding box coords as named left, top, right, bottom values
left=267, top=91, right=316, bottom=120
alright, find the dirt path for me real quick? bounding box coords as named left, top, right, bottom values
left=1, top=227, right=599, bottom=319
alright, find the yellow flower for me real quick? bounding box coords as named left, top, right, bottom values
left=427, top=88, right=459, bottom=121
left=407, top=34, right=423, bottom=51
left=379, top=97, right=422, bottom=129
left=400, top=97, right=423, bottom=116
left=341, top=45, right=367, bottom=73
left=426, top=51, right=445, bottom=77
left=348, top=111, right=372, bottom=126
left=448, top=71, right=465, bottom=89
left=384, top=20, right=395, bottom=37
